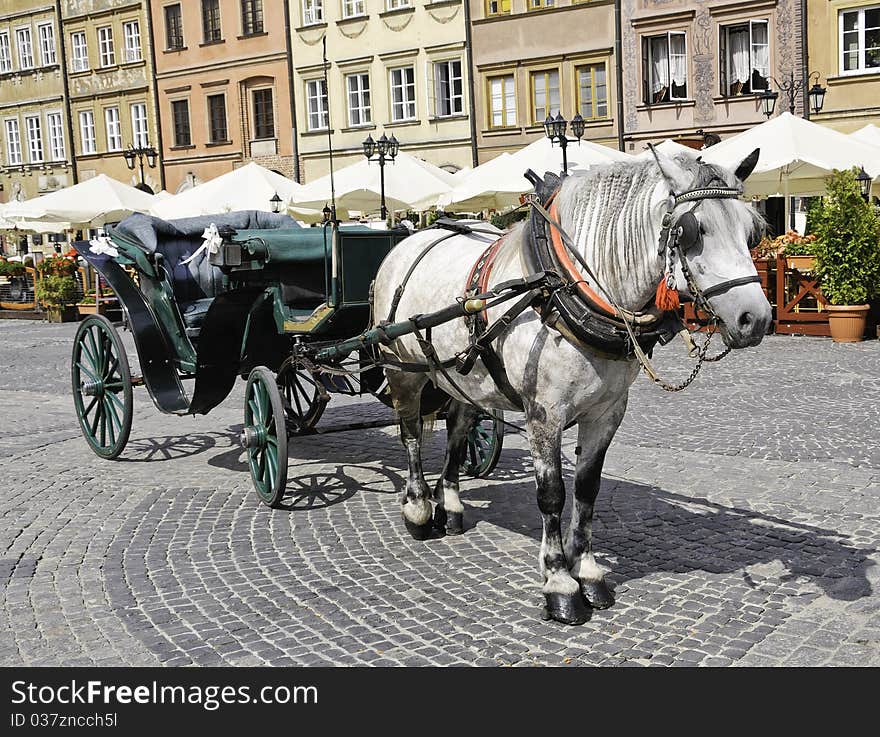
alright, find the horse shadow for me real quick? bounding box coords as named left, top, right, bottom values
left=461, top=446, right=875, bottom=603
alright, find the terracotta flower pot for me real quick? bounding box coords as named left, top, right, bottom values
left=826, top=304, right=869, bottom=343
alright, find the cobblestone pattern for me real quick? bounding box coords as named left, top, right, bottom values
left=1, top=321, right=878, bottom=666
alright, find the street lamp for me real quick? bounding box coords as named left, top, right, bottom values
left=856, top=166, right=872, bottom=201
left=362, top=132, right=399, bottom=220
left=123, top=143, right=158, bottom=193
left=759, top=72, right=826, bottom=119
left=543, top=112, right=585, bottom=173
left=322, top=204, right=332, bottom=223
left=269, top=192, right=282, bottom=213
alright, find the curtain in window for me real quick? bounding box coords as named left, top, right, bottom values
left=729, top=27, right=750, bottom=83
left=751, top=22, right=769, bottom=80
left=669, top=34, right=687, bottom=86
left=650, top=37, right=668, bottom=93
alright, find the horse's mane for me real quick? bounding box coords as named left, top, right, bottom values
left=553, top=153, right=764, bottom=308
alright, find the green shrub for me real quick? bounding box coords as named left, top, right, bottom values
left=36, top=274, right=78, bottom=308
left=810, top=168, right=880, bottom=305
left=0, top=260, right=26, bottom=277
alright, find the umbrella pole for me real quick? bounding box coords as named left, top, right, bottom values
left=784, top=171, right=792, bottom=232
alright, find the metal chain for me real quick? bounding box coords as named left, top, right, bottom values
left=643, top=321, right=720, bottom=392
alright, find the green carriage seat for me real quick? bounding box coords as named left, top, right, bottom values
left=111, top=211, right=299, bottom=339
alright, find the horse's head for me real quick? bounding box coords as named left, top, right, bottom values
left=660, top=150, right=771, bottom=349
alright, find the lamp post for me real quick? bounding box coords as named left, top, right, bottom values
left=122, top=143, right=158, bottom=193
left=758, top=71, right=826, bottom=119
left=362, top=133, right=400, bottom=220
left=543, top=112, right=586, bottom=173
left=856, top=166, right=872, bottom=201
left=269, top=192, right=282, bottom=213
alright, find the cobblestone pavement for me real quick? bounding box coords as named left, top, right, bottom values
left=1, top=320, right=878, bottom=666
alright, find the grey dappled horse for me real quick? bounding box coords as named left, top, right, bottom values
left=371, top=151, right=771, bottom=625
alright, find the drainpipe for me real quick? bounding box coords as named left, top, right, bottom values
left=143, top=0, right=166, bottom=191
left=55, top=0, right=78, bottom=184
left=283, top=0, right=302, bottom=182
left=801, top=0, right=810, bottom=119
left=614, top=0, right=625, bottom=152
left=463, top=0, right=479, bottom=167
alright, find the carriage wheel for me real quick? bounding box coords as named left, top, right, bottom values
left=460, top=411, right=504, bottom=478
left=243, top=366, right=288, bottom=507
left=276, top=357, right=328, bottom=435
left=71, top=314, right=133, bottom=460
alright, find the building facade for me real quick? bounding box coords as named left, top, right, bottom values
left=807, top=0, right=880, bottom=133
left=61, top=0, right=161, bottom=192
left=0, top=1, right=73, bottom=203
left=621, top=0, right=805, bottom=152
left=151, top=0, right=298, bottom=193
left=291, top=0, right=475, bottom=183
left=469, top=0, right=620, bottom=163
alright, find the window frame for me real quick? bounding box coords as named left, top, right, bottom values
left=97, top=26, right=115, bottom=67
left=719, top=19, right=770, bottom=96
left=386, top=0, right=412, bottom=9
left=207, top=93, right=228, bottom=142
left=529, top=67, right=561, bottom=125
left=25, top=115, right=43, bottom=163
left=303, top=0, right=324, bottom=25
left=123, top=20, right=142, bottom=62
left=171, top=99, right=192, bottom=147
left=79, top=110, right=97, bottom=155
left=485, top=0, right=511, bottom=17
left=389, top=65, right=417, bottom=121
left=305, top=79, right=328, bottom=131
left=839, top=5, right=880, bottom=74
left=526, top=0, right=555, bottom=10
left=575, top=62, right=609, bottom=120
left=643, top=30, right=689, bottom=104
left=202, top=0, right=222, bottom=43
left=164, top=4, right=184, bottom=50
left=346, top=72, right=372, bottom=127
left=0, top=32, right=12, bottom=73
left=15, top=26, right=34, bottom=70
left=342, top=0, right=366, bottom=18
left=37, top=22, right=57, bottom=66
left=241, top=0, right=265, bottom=35
left=46, top=111, right=65, bottom=161
left=70, top=31, right=89, bottom=72
left=5, top=118, right=22, bottom=166
left=253, top=87, right=276, bottom=139
left=487, top=72, right=516, bottom=129
left=105, top=106, right=122, bottom=152
left=434, top=58, right=464, bottom=118
left=131, top=102, right=149, bottom=147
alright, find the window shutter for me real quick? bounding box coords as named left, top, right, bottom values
left=641, top=37, right=649, bottom=104
left=426, top=62, right=435, bottom=118
left=719, top=26, right=727, bottom=96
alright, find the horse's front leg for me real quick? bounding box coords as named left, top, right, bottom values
left=387, top=371, right=434, bottom=540
left=433, top=400, right=481, bottom=535
left=567, top=396, right=628, bottom=610
left=526, top=411, right=590, bottom=625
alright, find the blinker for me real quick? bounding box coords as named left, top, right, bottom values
left=675, top=211, right=700, bottom=252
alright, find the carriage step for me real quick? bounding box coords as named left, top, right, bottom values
left=131, top=375, right=145, bottom=387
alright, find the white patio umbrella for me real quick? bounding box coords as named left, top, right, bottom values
left=438, top=137, right=630, bottom=211
left=289, top=151, right=453, bottom=216
left=2, top=174, right=155, bottom=227
left=151, top=162, right=311, bottom=219
left=640, top=139, right=700, bottom=159
left=850, top=124, right=880, bottom=148
left=701, top=112, right=880, bottom=203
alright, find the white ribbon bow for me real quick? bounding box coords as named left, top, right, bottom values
left=88, top=237, right=118, bottom=258
left=180, top=224, right=224, bottom=266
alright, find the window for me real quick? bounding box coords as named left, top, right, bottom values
left=38, top=23, right=57, bottom=66
left=16, top=27, right=34, bottom=70
left=343, top=0, right=365, bottom=18
left=346, top=73, right=371, bottom=127
left=105, top=107, right=122, bottom=151
left=527, top=0, right=554, bottom=9
left=171, top=100, right=191, bottom=146
left=488, top=73, right=515, bottom=127
left=5, top=119, right=22, bottom=165
left=131, top=103, right=149, bottom=147
left=46, top=112, right=65, bottom=160
left=123, top=21, right=142, bottom=62
left=97, top=27, right=115, bottom=67
left=390, top=66, right=416, bottom=121
left=79, top=110, right=96, bottom=154
left=208, top=93, right=228, bottom=142
left=577, top=63, right=608, bottom=119
left=303, top=0, right=323, bottom=25
left=643, top=31, right=688, bottom=103
left=305, top=80, right=327, bottom=131
left=720, top=20, right=769, bottom=95
left=25, top=116, right=43, bottom=163
left=434, top=59, right=464, bottom=117
left=486, top=0, right=511, bottom=16
left=71, top=31, right=89, bottom=72
left=386, top=0, right=411, bottom=8
left=242, top=0, right=264, bottom=35
left=202, top=0, right=222, bottom=42
left=0, top=33, right=12, bottom=73
left=253, top=88, right=275, bottom=138
left=530, top=69, right=560, bottom=124
left=840, top=6, right=880, bottom=73
left=165, top=4, right=184, bottom=49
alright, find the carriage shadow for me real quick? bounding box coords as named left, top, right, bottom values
left=461, top=448, right=875, bottom=603
left=120, top=432, right=220, bottom=462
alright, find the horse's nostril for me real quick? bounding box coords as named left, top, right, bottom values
left=738, top=311, right=753, bottom=330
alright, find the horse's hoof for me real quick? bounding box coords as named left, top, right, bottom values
left=404, top=518, right=434, bottom=541
left=543, top=592, right=590, bottom=625
left=433, top=505, right=447, bottom=533
left=580, top=579, right=615, bottom=610
left=445, top=511, right=464, bottom=535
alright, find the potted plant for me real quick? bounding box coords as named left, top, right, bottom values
left=36, top=274, right=79, bottom=322
left=810, top=168, right=880, bottom=342
left=777, top=231, right=818, bottom=272
left=36, top=254, right=78, bottom=278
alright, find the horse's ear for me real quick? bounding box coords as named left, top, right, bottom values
left=735, top=148, right=760, bottom=182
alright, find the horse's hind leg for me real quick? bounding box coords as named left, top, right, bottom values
left=433, top=400, right=480, bottom=535
left=386, top=370, right=434, bottom=540
left=526, top=412, right=590, bottom=626
left=567, top=397, right=628, bottom=610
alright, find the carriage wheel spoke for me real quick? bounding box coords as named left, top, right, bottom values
left=104, top=398, right=117, bottom=445
left=76, top=361, right=99, bottom=383
left=105, top=355, right=120, bottom=382
left=79, top=337, right=96, bottom=367
left=100, top=333, right=112, bottom=376
left=265, top=449, right=277, bottom=490
left=99, top=407, right=107, bottom=447
left=84, top=329, right=100, bottom=371
left=104, top=396, right=122, bottom=432
left=106, top=391, right=125, bottom=412
left=247, top=398, right=260, bottom=425
left=81, top=395, right=99, bottom=419
left=89, top=403, right=102, bottom=437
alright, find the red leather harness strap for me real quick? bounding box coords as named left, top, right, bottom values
left=464, top=233, right=508, bottom=325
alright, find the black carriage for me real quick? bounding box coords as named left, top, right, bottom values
left=71, top=211, right=503, bottom=505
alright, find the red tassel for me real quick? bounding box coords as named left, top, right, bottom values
left=655, top=275, right=680, bottom=311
